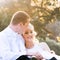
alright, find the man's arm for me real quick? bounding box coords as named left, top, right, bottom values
left=0, top=39, right=26, bottom=60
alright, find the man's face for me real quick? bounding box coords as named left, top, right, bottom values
left=23, top=21, right=30, bottom=32
left=18, top=20, right=30, bottom=34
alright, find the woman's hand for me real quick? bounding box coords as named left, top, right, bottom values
left=27, top=51, right=44, bottom=60
left=32, top=52, right=44, bottom=60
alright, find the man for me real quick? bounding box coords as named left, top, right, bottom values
left=0, top=11, right=46, bottom=60
left=0, top=11, right=31, bottom=60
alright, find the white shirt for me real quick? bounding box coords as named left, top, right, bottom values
left=0, top=26, right=26, bottom=60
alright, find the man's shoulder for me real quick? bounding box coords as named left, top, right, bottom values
left=0, top=31, right=6, bottom=39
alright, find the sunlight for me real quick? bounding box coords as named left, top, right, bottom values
left=0, top=0, right=7, bottom=6
left=0, top=0, right=12, bottom=6
left=0, top=0, right=6, bottom=4
left=58, top=0, right=60, bottom=1
left=56, top=36, right=60, bottom=42
left=57, top=0, right=60, bottom=7
left=31, top=0, right=36, bottom=6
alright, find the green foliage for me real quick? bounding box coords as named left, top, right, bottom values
left=0, top=0, right=60, bottom=40
left=46, top=40, right=60, bottom=55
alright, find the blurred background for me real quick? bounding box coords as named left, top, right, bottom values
left=0, top=0, right=60, bottom=55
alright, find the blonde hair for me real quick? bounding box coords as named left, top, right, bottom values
left=28, top=23, right=40, bottom=43
left=28, top=23, right=37, bottom=36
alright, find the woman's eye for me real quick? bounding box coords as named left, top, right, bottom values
left=24, top=31, right=33, bottom=34
left=30, top=31, right=33, bottom=33
left=25, top=32, right=28, bottom=34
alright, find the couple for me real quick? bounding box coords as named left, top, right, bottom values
left=0, top=11, right=59, bottom=60
left=0, top=11, right=43, bottom=60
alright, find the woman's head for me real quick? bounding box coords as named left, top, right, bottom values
left=23, top=23, right=37, bottom=42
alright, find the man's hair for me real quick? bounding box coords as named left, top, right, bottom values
left=11, top=11, right=30, bottom=25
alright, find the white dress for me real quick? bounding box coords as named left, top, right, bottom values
left=26, top=44, right=60, bottom=60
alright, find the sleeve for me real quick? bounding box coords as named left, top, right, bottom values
left=0, top=37, right=26, bottom=60
left=39, top=42, right=51, bottom=52
left=0, top=50, right=24, bottom=60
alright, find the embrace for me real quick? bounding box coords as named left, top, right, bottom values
left=0, top=11, right=60, bottom=60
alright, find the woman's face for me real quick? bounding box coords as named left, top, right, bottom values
left=23, top=28, right=35, bottom=42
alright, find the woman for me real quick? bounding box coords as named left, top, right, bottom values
left=22, top=23, right=60, bottom=60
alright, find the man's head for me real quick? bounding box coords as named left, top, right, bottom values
left=10, top=11, right=31, bottom=34
left=11, top=11, right=30, bottom=25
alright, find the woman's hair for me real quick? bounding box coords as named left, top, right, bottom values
left=10, top=11, right=31, bottom=25
left=28, top=23, right=39, bottom=43
left=28, top=23, right=37, bottom=36
left=27, top=23, right=39, bottom=43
